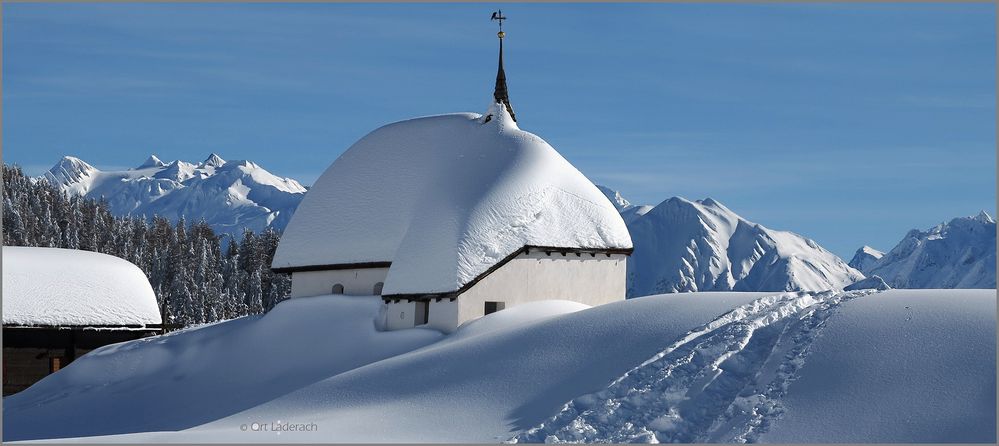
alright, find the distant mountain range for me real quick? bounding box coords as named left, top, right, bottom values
left=40, top=155, right=306, bottom=236
left=597, top=186, right=996, bottom=295
left=849, top=212, right=996, bottom=289
left=35, top=155, right=993, bottom=291
left=597, top=188, right=865, bottom=296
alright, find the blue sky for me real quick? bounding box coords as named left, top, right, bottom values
left=3, top=3, right=995, bottom=259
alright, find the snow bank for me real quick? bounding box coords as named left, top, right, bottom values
left=844, top=274, right=891, bottom=291
left=1, top=295, right=442, bottom=441
left=2, top=247, right=161, bottom=327
left=5, top=290, right=993, bottom=443
left=450, top=299, right=591, bottom=340
left=757, top=289, right=996, bottom=443
left=272, top=105, right=632, bottom=295
left=514, top=289, right=995, bottom=443
left=152, top=293, right=771, bottom=443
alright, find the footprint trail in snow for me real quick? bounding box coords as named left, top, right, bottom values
left=512, top=289, right=879, bottom=444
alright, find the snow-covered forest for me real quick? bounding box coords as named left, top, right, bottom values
left=2, top=164, right=290, bottom=326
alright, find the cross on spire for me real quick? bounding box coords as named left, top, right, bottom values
left=490, top=10, right=516, bottom=122
left=491, top=10, right=506, bottom=33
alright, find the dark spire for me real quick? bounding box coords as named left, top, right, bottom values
left=491, top=10, right=516, bottom=122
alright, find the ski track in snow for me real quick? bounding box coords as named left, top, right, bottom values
left=512, top=289, right=880, bottom=444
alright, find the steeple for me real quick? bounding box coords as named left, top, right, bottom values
left=491, top=10, right=516, bottom=122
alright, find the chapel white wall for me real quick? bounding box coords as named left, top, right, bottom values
left=382, top=299, right=459, bottom=332
left=289, top=268, right=389, bottom=298
left=453, top=251, right=627, bottom=330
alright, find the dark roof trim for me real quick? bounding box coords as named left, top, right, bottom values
left=271, top=261, right=392, bottom=274
left=382, top=245, right=631, bottom=302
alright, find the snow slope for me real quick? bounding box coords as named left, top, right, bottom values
left=756, top=289, right=996, bottom=443
left=39, top=154, right=307, bottom=235
left=2, top=293, right=767, bottom=442
left=515, top=289, right=995, bottom=443
left=857, top=211, right=996, bottom=289
left=847, top=245, right=884, bottom=271
left=273, top=104, right=632, bottom=295
left=1, top=246, right=161, bottom=327
left=5, top=290, right=993, bottom=443
left=623, top=195, right=864, bottom=296
left=2, top=295, right=442, bottom=441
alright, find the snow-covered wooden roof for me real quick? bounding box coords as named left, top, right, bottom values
left=2, top=247, right=162, bottom=327
left=272, top=104, right=632, bottom=295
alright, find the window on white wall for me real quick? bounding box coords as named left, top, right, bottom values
left=484, top=301, right=505, bottom=315
left=373, top=282, right=384, bottom=295
left=332, top=284, right=345, bottom=294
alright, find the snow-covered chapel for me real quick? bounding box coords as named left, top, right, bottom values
left=271, top=16, right=632, bottom=332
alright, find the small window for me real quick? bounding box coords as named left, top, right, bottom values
left=332, top=284, right=344, bottom=295
left=484, top=301, right=506, bottom=316
left=415, top=301, right=429, bottom=325
left=49, top=357, right=62, bottom=373
left=373, top=282, right=384, bottom=295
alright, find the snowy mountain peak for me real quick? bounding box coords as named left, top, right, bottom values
left=153, top=160, right=198, bottom=182
left=596, top=185, right=633, bottom=211
left=596, top=185, right=653, bottom=224
left=848, top=245, right=884, bottom=272
left=230, top=159, right=260, bottom=170
left=201, top=153, right=226, bottom=168
left=973, top=210, right=995, bottom=224
left=39, top=155, right=307, bottom=236
left=137, top=154, right=165, bottom=169
left=624, top=194, right=863, bottom=296
left=860, top=245, right=884, bottom=257
left=857, top=212, right=996, bottom=289
left=43, top=156, right=98, bottom=192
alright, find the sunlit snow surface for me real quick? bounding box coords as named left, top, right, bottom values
left=3, top=290, right=994, bottom=443
left=2, top=246, right=161, bottom=326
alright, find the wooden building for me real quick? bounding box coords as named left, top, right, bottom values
left=2, top=247, right=163, bottom=395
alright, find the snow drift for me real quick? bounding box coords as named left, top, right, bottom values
left=515, top=289, right=995, bottom=443
left=1, top=295, right=442, bottom=440
left=1, top=246, right=161, bottom=327
left=3, top=290, right=993, bottom=443
left=855, top=211, right=996, bottom=289
left=40, top=154, right=307, bottom=236
left=272, top=104, right=632, bottom=295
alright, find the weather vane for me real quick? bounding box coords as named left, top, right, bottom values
left=491, top=10, right=507, bottom=38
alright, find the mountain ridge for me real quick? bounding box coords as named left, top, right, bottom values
left=39, top=154, right=307, bottom=236
left=596, top=187, right=865, bottom=296
left=854, top=212, right=996, bottom=289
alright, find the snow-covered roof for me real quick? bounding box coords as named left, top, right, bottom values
left=2, top=247, right=162, bottom=327
left=272, top=103, right=632, bottom=295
